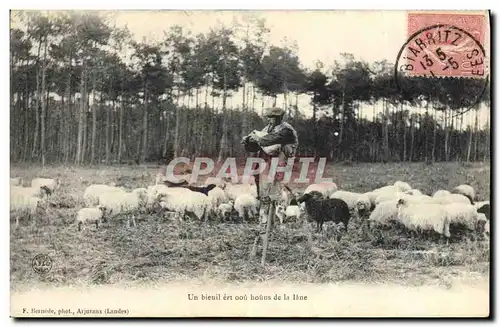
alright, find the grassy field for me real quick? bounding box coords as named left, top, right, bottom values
left=10, top=161, right=491, bottom=291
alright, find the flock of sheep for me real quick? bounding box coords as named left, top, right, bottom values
left=10, top=173, right=491, bottom=244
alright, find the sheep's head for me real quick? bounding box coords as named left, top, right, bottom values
left=296, top=193, right=310, bottom=204
left=97, top=205, right=107, bottom=217
left=356, top=200, right=367, bottom=213
left=40, top=185, right=52, bottom=196
left=396, top=198, right=407, bottom=208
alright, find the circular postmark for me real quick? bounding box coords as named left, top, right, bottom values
left=32, top=254, right=53, bottom=275
left=395, top=24, right=489, bottom=112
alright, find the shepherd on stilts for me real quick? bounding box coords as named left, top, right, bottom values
left=241, top=106, right=299, bottom=266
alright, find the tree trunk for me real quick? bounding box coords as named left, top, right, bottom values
left=174, top=88, right=181, bottom=158
left=31, top=39, right=42, bottom=160
left=40, top=38, right=48, bottom=166
left=75, top=62, right=86, bottom=165
left=90, top=70, right=97, bottom=165
left=141, top=82, right=149, bottom=163
left=118, top=98, right=124, bottom=163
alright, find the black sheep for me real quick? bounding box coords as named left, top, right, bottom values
left=477, top=203, right=490, bottom=220
left=296, top=190, right=351, bottom=233
left=185, top=184, right=217, bottom=196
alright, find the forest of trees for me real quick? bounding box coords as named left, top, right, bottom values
left=10, top=11, right=491, bottom=166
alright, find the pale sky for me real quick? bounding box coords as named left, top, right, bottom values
left=110, top=10, right=408, bottom=70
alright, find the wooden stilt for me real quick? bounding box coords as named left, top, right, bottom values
left=261, top=200, right=275, bottom=266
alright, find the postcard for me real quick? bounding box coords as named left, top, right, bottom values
left=9, top=9, right=490, bottom=317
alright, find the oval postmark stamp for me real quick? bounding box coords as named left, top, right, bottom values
left=394, top=12, right=489, bottom=111
left=32, top=254, right=53, bottom=275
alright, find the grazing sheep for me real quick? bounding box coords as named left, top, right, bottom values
left=451, top=184, right=475, bottom=203
left=374, top=191, right=407, bottom=206
left=366, top=185, right=400, bottom=208
left=433, top=190, right=451, bottom=198
left=442, top=203, right=487, bottom=233
left=83, top=184, right=126, bottom=207
left=224, top=183, right=257, bottom=201
left=10, top=177, right=23, bottom=186
left=98, top=190, right=145, bottom=227
left=76, top=207, right=105, bottom=231
left=329, top=190, right=371, bottom=216
left=275, top=199, right=302, bottom=224
left=10, top=193, right=40, bottom=227
left=367, top=199, right=401, bottom=227
left=217, top=201, right=234, bottom=221
left=11, top=185, right=49, bottom=199
left=159, top=188, right=212, bottom=221
left=393, top=181, right=412, bottom=192
left=234, top=194, right=259, bottom=222
left=303, top=181, right=338, bottom=198
left=205, top=177, right=226, bottom=189
left=476, top=203, right=490, bottom=220
left=31, top=178, right=59, bottom=196
left=434, top=193, right=472, bottom=205
left=207, top=186, right=229, bottom=208
left=396, top=198, right=451, bottom=240
left=296, top=191, right=350, bottom=236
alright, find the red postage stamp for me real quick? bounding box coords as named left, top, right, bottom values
left=400, top=11, right=489, bottom=78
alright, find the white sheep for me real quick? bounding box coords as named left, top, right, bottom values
left=185, top=191, right=213, bottom=221
left=329, top=190, right=371, bottom=215
left=434, top=193, right=472, bottom=205
left=275, top=203, right=302, bottom=224
left=31, top=178, right=59, bottom=196
left=374, top=191, right=407, bottom=206
left=451, top=184, right=475, bottom=203
left=83, top=184, right=126, bottom=207
left=10, top=177, right=23, bottom=186
left=304, top=181, right=338, bottom=198
left=76, top=207, right=105, bottom=231
left=98, top=190, right=143, bottom=227
left=396, top=200, right=451, bottom=239
left=367, top=199, right=401, bottom=227
left=158, top=188, right=212, bottom=221
left=433, top=190, right=451, bottom=198
left=224, top=183, right=257, bottom=201
left=11, top=185, right=48, bottom=199
left=10, top=193, right=40, bottom=227
left=217, top=201, right=234, bottom=221
left=207, top=186, right=229, bottom=208
left=442, top=203, right=486, bottom=233
left=393, top=181, right=412, bottom=192
left=366, top=185, right=400, bottom=208
left=234, top=194, right=259, bottom=222
left=397, top=194, right=439, bottom=205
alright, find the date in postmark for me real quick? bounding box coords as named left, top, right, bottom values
left=398, top=24, right=487, bottom=78
left=395, top=12, right=489, bottom=110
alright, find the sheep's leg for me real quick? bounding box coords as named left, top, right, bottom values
left=78, top=221, right=82, bottom=232
left=95, top=220, right=99, bottom=230
left=131, top=214, right=137, bottom=228
left=261, top=200, right=275, bottom=266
